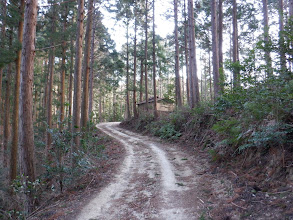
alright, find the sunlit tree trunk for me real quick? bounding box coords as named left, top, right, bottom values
left=81, top=0, right=95, bottom=128
left=19, top=0, right=38, bottom=213
left=184, top=0, right=190, bottom=106
left=72, top=0, right=85, bottom=165
left=174, top=0, right=182, bottom=108
left=89, top=11, right=96, bottom=117
left=188, top=0, right=200, bottom=107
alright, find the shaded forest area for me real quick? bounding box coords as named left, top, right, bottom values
left=0, top=0, right=292, bottom=219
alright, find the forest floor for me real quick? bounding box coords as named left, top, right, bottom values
left=30, top=122, right=292, bottom=220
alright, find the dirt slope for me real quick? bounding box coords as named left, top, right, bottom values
left=76, top=122, right=234, bottom=220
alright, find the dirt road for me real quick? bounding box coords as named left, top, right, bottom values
left=77, top=122, right=232, bottom=220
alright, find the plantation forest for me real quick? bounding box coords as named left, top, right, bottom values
left=0, top=0, right=292, bottom=219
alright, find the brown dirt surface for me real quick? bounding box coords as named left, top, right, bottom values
left=29, top=122, right=293, bottom=220
left=27, top=128, right=126, bottom=220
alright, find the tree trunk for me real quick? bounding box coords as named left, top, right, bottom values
left=60, top=4, right=68, bottom=130
left=218, top=0, right=224, bottom=91
left=211, top=0, right=220, bottom=99
left=174, top=0, right=182, bottom=108
left=125, top=20, right=131, bottom=119
left=3, top=30, right=12, bottom=168
left=232, top=0, right=240, bottom=89
left=184, top=0, right=190, bottom=107
left=0, top=0, right=7, bottom=146
left=68, top=35, right=74, bottom=129
left=46, top=5, right=56, bottom=161
left=153, top=0, right=158, bottom=118
left=145, top=0, right=149, bottom=111
left=133, top=4, right=138, bottom=118
left=19, top=0, right=38, bottom=213
left=89, top=12, right=96, bottom=116
left=81, top=0, right=94, bottom=128
left=188, top=0, right=200, bottom=107
left=140, top=59, right=144, bottom=103
left=279, top=0, right=287, bottom=72
left=262, top=0, right=273, bottom=77
left=72, top=0, right=85, bottom=165
left=3, top=63, right=11, bottom=168
left=10, top=0, right=25, bottom=184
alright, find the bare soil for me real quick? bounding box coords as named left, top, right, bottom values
left=29, top=122, right=293, bottom=220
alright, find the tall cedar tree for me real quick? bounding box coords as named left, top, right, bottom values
left=262, top=0, right=273, bottom=77
left=174, top=0, right=182, bottom=107
left=211, top=0, right=220, bottom=98
left=60, top=3, right=69, bottom=130
left=232, top=0, right=240, bottom=88
left=72, top=0, right=85, bottom=164
left=46, top=2, right=56, bottom=162
left=126, top=19, right=131, bottom=119
left=11, top=0, right=25, bottom=184
left=89, top=11, right=96, bottom=115
left=153, top=0, right=158, bottom=117
left=188, top=0, right=200, bottom=107
left=133, top=1, right=138, bottom=118
left=0, top=0, right=7, bottom=144
left=81, top=0, right=95, bottom=127
left=184, top=0, right=190, bottom=106
left=145, top=0, right=149, bottom=110
left=19, top=0, right=38, bottom=213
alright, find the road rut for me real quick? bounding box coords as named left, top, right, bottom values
left=77, top=122, right=225, bottom=220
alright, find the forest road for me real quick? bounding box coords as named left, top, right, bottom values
left=76, top=122, right=220, bottom=220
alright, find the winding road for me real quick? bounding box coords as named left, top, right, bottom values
left=76, top=122, right=228, bottom=220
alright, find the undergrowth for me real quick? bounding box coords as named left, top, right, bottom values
left=121, top=77, right=293, bottom=181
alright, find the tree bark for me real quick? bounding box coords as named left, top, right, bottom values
left=174, top=0, right=182, bottom=108
left=279, top=0, right=287, bottom=72
left=125, top=20, right=131, bottom=119
left=262, top=0, right=273, bottom=77
left=140, top=59, right=144, bottom=103
left=68, top=34, right=74, bottom=129
left=145, top=0, right=149, bottom=111
left=211, top=0, right=220, bottom=98
left=46, top=4, right=56, bottom=161
left=218, top=0, right=224, bottom=91
left=133, top=3, right=138, bottom=118
left=232, top=0, right=240, bottom=89
left=19, top=0, right=38, bottom=213
left=188, top=0, right=200, bottom=107
left=89, top=12, right=96, bottom=116
left=3, top=64, right=11, bottom=168
left=72, top=0, right=85, bottom=163
left=0, top=0, right=7, bottom=147
left=81, top=0, right=94, bottom=128
left=60, top=3, right=68, bottom=130
left=184, top=0, right=190, bottom=107
left=153, top=0, right=158, bottom=118
left=10, top=0, right=25, bottom=184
